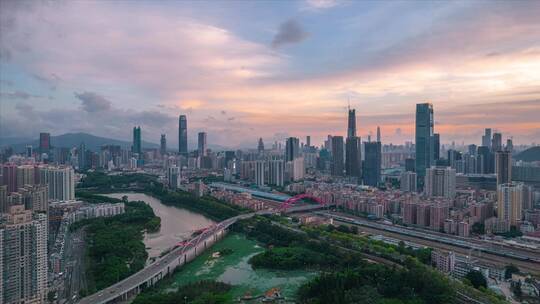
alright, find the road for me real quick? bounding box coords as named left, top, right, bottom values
left=320, top=211, right=540, bottom=276
left=63, top=228, right=87, bottom=303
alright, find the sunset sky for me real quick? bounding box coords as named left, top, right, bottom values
left=1, top=0, right=539, bottom=148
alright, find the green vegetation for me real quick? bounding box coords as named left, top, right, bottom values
left=495, top=226, right=523, bottom=238
left=472, top=222, right=485, bottom=234
left=70, top=195, right=160, bottom=292
left=465, top=270, right=488, bottom=289
left=131, top=281, right=232, bottom=304
left=298, top=260, right=455, bottom=304
left=249, top=246, right=339, bottom=270
left=78, top=171, right=157, bottom=192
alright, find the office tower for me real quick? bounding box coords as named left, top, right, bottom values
left=476, top=146, right=491, bottom=174
left=324, top=135, right=333, bottom=152
left=26, top=145, right=33, bottom=158
left=415, top=103, right=434, bottom=183
left=433, top=133, right=440, bottom=161
left=178, top=115, right=188, bottom=155
left=268, top=159, right=285, bottom=187
left=400, top=171, right=417, bottom=192
left=39, top=132, right=50, bottom=154
left=347, top=108, right=357, bottom=138
left=495, top=151, right=512, bottom=186
left=468, top=144, right=477, bottom=156
left=160, top=134, right=167, bottom=155
left=197, top=132, right=207, bottom=157
left=363, top=141, right=382, bottom=186
left=464, top=154, right=477, bottom=174
left=255, top=160, right=266, bottom=186
left=16, top=165, right=35, bottom=190
left=345, top=136, right=362, bottom=178
left=306, top=136, right=311, bottom=147
left=482, top=128, right=492, bottom=148
left=257, top=138, right=265, bottom=154
left=425, top=166, right=456, bottom=199
left=39, top=166, right=75, bottom=201
left=376, top=126, right=381, bottom=142
left=291, top=157, right=305, bottom=181
left=132, top=126, right=142, bottom=155
left=405, top=158, right=415, bottom=172
left=19, top=185, right=49, bottom=213
left=0, top=205, right=48, bottom=304
left=498, top=183, right=527, bottom=227
left=491, top=132, right=502, bottom=152
left=505, top=138, right=513, bottom=152
left=167, top=166, right=181, bottom=189
left=285, top=137, right=300, bottom=162
left=331, top=136, right=344, bottom=176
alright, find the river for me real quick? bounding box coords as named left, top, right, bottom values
left=105, top=192, right=215, bottom=259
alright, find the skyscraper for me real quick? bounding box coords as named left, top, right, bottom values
left=285, top=137, right=300, bottom=162
left=331, top=136, right=344, bottom=176
left=415, top=103, right=434, bottom=185
left=400, top=171, right=417, bottom=192
left=132, top=126, right=142, bottom=155
left=347, top=108, right=356, bottom=138
left=306, top=136, right=311, bottom=147
left=498, top=183, right=526, bottom=227
left=433, top=133, right=440, bottom=161
left=198, top=132, right=207, bottom=157
left=495, top=150, right=512, bottom=186
left=476, top=146, right=491, bottom=174
left=492, top=132, right=502, bottom=152
left=178, top=115, right=188, bottom=155
left=345, top=136, right=362, bottom=178
left=363, top=141, right=381, bottom=187
left=257, top=138, right=265, bottom=154
left=482, top=128, right=492, bottom=149
left=160, top=134, right=167, bottom=155
left=39, top=132, right=50, bottom=154
left=376, top=126, right=381, bottom=142
left=78, top=143, right=87, bottom=170
left=39, top=166, right=75, bottom=201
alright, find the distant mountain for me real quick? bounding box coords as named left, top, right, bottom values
left=0, top=132, right=159, bottom=153
left=515, top=146, right=540, bottom=162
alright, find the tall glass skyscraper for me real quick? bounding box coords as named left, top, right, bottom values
left=178, top=115, right=188, bottom=155
left=345, top=108, right=361, bottom=179
left=415, top=103, right=434, bottom=184
left=132, top=126, right=142, bottom=155
left=331, top=136, right=344, bottom=176
left=363, top=141, right=381, bottom=187
left=347, top=108, right=356, bottom=138
left=285, top=137, right=300, bottom=162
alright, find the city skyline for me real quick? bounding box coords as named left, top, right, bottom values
left=1, top=1, right=540, bottom=147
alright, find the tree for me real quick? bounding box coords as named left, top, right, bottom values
left=504, top=264, right=519, bottom=279
left=472, top=222, right=485, bottom=234
left=465, top=270, right=487, bottom=289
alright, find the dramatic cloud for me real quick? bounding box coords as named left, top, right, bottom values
left=75, top=92, right=112, bottom=112
left=271, top=19, right=309, bottom=48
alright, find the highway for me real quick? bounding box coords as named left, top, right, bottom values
left=318, top=211, right=540, bottom=275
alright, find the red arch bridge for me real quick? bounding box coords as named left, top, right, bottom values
left=279, top=193, right=327, bottom=211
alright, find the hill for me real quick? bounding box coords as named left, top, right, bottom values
left=0, top=132, right=159, bottom=153
left=515, top=146, right=540, bottom=162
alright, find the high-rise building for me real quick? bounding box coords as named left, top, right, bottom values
left=78, top=143, right=87, bottom=170
left=198, top=132, right=207, bottom=157
left=347, top=108, right=357, bottom=138
left=132, top=126, right=142, bottom=155
left=482, top=128, right=492, bottom=149
left=491, top=132, right=502, bottom=152
left=331, top=136, right=344, bottom=176
left=400, top=171, right=417, bottom=192
left=430, top=204, right=449, bottom=231
left=363, top=141, right=381, bottom=187
left=495, top=151, right=511, bottom=186
left=425, top=166, right=456, bottom=199
left=405, top=158, right=415, bottom=172
left=19, top=185, right=49, bottom=213
left=0, top=185, right=8, bottom=213
left=376, top=126, right=381, bottom=142
left=25, top=145, right=33, bottom=158
left=160, top=134, right=167, bottom=155
left=257, top=138, right=265, bottom=154
left=16, top=165, right=35, bottom=191
left=0, top=205, right=48, bottom=304
left=285, top=137, right=300, bottom=162
left=306, top=136, right=311, bottom=147
left=415, top=103, right=434, bottom=184
left=167, top=166, right=181, bottom=189
left=505, top=138, right=513, bottom=152
left=433, top=133, right=440, bottom=161
left=255, top=160, right=266, bottom=186
left=39, top=166, right=75, bottom=201
left=476, top=146, right=491, bottom=174
left=178, top=115, right=188, bottom=155
left=498, top=183, right=527, bottom=227
left=39, top=132, right=51, bottom=154
left=345, top=136, right=362, bottom=178
left=268, top=160, right=284, bottom=187
left=1, top=163, right=17, bottom=193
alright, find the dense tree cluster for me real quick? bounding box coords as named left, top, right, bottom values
left=78, top=171, right=157, bottom=192
left=298, top=261, right=455, bottom=304
left=131, top=281, right=232, bottom=304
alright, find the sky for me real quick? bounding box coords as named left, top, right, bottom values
left=1, top=0, right=540, bottom=148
